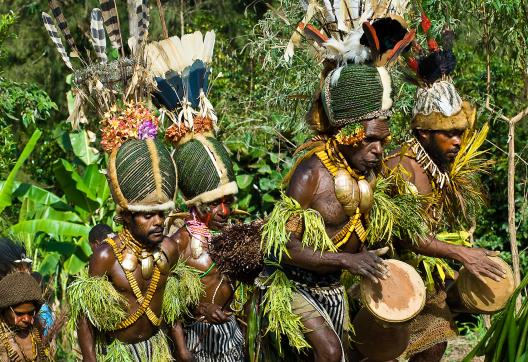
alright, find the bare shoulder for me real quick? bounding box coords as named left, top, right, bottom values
left=88, top=242, right=116, bottom=277
left=287, top=155, right=329, bottom=208
left=166, top=227, right=190, bottom=255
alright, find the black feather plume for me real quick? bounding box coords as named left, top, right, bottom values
left=441, top=29, right=455, bottom=51
left=360, top=18, right=408, bottom=54
left=417, top=49, right=457, bottom=84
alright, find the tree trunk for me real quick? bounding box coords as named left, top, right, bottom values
left=507, top=121, right=521, bottom=309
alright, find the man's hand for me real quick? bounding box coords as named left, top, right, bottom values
left=176, top=348, right=193, bottom=362
left=342, top=247, right=389, bottom=283
left=197, top=302, right=231, bottom=324
left=457, top=247, right=505, bottom=282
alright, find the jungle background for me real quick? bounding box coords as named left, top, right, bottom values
left=0, top=0, right=527, bottom=360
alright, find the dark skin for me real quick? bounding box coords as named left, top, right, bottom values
left=284, top=118, right=390, bottom=362
left=385, top=129, right=505, bottom=362
left=385, top=129, right=505, bottom=282
left=77, top=211, right=180, bottom=362
left=169, top=196, right=236, bottom=362
left=0, top=302, right=40, bottom=361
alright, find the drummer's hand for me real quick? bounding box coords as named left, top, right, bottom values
left=197, top=302, right=232, bottom=324
left=457, top=247, right=505, bottom=282
left=343, top=247, right=389, bottom=283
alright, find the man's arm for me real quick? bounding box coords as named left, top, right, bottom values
left=77, top=244, right=115, bottom=362
left=281, top=158, right=387, bottom=282
left=170, top=321, right=192, bottom=362
left=390, top=155, right=505, bottom=282
left=404, top=236, right=505, bottom=282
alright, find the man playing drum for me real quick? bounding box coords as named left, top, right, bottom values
left=259, top=11, right=417, bottom=357
left=385, top=31, right=507, bottom=361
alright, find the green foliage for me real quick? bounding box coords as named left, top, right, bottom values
left=262, top=269, right=310, bottom=352
left=162, top=260, right=204, bottom=324
left=68, top=271, right=128, bottom=331
left=261, top=193, right=336, bottom=262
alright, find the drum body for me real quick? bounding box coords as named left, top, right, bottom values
left=456, top=256, right=514, bottom=313
left=353, top=259, right=426, bottom=360
left=360, top=259, right=426, bottom=323
left=353, top=308, right=410, bottom=361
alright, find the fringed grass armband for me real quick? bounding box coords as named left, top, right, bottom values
left=68, top=270, right=128, bottom=331
left=162, top=259, right=204, bottom=324
left=262, top=269, right=311, bottom=352
left=367, top=175, right=431, bottom=247
left=261, top=194, right=336, bottom=262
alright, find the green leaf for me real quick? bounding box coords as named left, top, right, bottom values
left=10, top=219, right=90, bottom=239
left=0, top=129, right=42, bottom=213
left=38, top=253, right=60, bottom=276
left=236, top=174, right=254, bottom=189
left=82, top=164, right=110, bottom=202
left=262, top=193, right=276, bottom=203
left=13, top=183, right=63, bottom=206
left=54, top=159, right=99, bottom=215
left=70, top=131, right=100, bottom=166
left=237, top=194, right=252, bottom=210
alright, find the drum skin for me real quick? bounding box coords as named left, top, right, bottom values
left=360, top=259, right=426, bottom=323
left=353, top=308, right=410, bottom=361
left=457, top=256, right=514, bottom=313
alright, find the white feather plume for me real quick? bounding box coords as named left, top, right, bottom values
left=202, top=31, right=215, bottom=64
left=323, top=29, right=370, bottom=65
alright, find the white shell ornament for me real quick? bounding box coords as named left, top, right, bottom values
left=334, top=169, right=360, bottom=216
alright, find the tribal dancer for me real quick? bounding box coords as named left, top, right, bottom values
left=41, top=3, right=197, bottom=360
left=146, top=30, right=245, bottom=362
left=169, top=135, right=244, bottom=362
left=385, top=23, right=505, bottom=361
left=71, top=138, right=182, bottom=362
left=259, top=3, right=414, bottom=361
left=0, top=272, right=50, bottom=361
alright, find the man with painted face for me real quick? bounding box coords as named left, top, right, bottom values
left=70, top=138, right=183, bottom=361
left=259, top=58, right=399, bottom=362
left=0, top=272, right=50, bottom=361
left=168, top=132, right=244, bottom=362
left=166, top=131, right=244, bottom=362
left=385, top=48, right=505, bottom=361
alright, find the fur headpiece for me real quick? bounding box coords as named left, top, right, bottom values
left=0, top=273, right=44, bottom=310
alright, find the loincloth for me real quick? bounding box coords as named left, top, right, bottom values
left=98, top=329, right=172, bottom=362
left=184, top=314, right=244, bottom=362
left=403, top=289, right=457, bottom=359
left=291, top=282, right=349, bottom=362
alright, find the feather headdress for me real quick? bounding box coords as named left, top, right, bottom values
left=41, top=0, right=158, bottom=153
left=286, top=0, right=414, bottom=67
left=407, top=8, right=469, bottom=130
left=145, top=30, right=218, bottom=144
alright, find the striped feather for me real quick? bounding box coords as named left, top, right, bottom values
left=99, top=0, right=122, bottom=50
left=48, top=0, right=78, bottom=57
left=90, top=8, right=107, bottom=63
left=136, top=0, right=150, bottom=42
left=42, top=12, right=73, bottom=70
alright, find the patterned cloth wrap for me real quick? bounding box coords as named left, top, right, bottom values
left=184, top=314, right=244, bottom=362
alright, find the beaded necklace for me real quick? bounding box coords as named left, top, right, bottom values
left=0, top=322, right=47, bottom=362
left=106, top=237, right=162, bottom=328
left=315, top=138, right=370, bottom=248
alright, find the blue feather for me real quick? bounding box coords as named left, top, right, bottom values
left=186, top=60, right=206, bottom=108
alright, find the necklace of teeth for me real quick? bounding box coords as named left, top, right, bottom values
left=410, top=137, right=450, bottom=190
